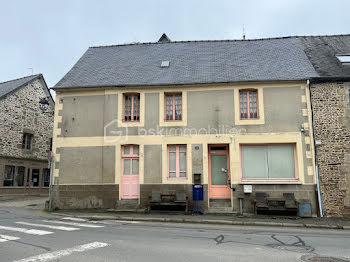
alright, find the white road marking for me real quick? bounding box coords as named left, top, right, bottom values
left=0, top=234, right=20, bottom=242
left=62, top=217, right=87, bottom=222
left=12, top=241, right=109, bottom=262
left=16, top=222, right=80, bottom=231
left=115, top=220, right=140, bottom=224
left=42, top=220, right=104, bottom=228
left=0, top=225, right=53, bottom=235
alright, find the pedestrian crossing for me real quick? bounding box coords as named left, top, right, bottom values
left=0, top=217, right=105, bottom=244
left=0, top=235, right=20, bottom=243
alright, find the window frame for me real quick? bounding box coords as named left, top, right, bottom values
left=123, top=93, right=140, bottom=122
left=43, top=168, right=50, bottom=187
left=22, top=133, right=33, bottom=150
left=239, top=89, right=259, bottom=120
left=4, top=165, right=15, bottom=186
left=165, top=93, right=182, bottom=121
left=121, top=145, right=139, bottom=176
left=240, top=143, right=298, bottom=182
left=167, top=145, right=187, bottom=180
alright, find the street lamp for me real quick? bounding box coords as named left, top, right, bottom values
left=39, top=97, right=50, bottom=113
left=38, top=96, right=54, bottom=210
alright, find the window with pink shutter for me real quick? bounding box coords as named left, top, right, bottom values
left=168, top=145, right=186, bottom=179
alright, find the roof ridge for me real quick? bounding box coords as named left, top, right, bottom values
left=0, top=74, right=41, bottom=85
left=89, top=33, right=350, bottom=49
left=89, top=36, right=295, bottom=49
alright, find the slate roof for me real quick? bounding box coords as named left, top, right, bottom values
left=54, top=37, right=318, bottom=89
left=298, top=35, right=350, bottom=77
left=0, top=74, right=42, bottom=99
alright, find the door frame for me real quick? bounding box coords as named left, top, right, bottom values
left=208, top=144, right=231, bottom=199
left=121, top=145, right=140, bottom=200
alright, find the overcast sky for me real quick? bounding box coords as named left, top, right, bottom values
left=1, top=0, right=349, bottom=90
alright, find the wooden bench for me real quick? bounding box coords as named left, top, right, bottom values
left=254, top=192, right=298, bottom=215
left=148, top=190, right=189, bottom=213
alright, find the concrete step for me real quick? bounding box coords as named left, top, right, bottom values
left=209, top=199, right=232, bottom=208
left=206, top=207, right=236, bottom=215
left=116, top=199, right=139, bottom=209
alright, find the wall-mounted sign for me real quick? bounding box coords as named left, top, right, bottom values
left=195, top=146, right=200, bottom=150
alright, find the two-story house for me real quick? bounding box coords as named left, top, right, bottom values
left=0, top=74, right=54, bottom=196
left=51, top=35, right=319, bottom=214
left=299, top=35, right=350, bottom=217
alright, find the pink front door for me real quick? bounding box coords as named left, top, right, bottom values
left=121, top=145, right=139, bottom=199
left=209, top=145, right=231, bottom=199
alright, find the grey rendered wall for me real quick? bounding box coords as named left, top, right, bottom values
left=59, top=96, right=105, bottom=137
left=187, top=90, right=235, bottom=131
left=58, top=146, right=115, bottom=184
left=144, top=145, right=162, bottom=184
left=58, top=86, right=305, bottom=137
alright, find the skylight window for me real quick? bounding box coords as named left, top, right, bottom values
left=336, top=54, right=350, bottom=65
left=161, top=61, right=170, bottom=67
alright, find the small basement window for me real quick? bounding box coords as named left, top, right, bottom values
left=336, top=54, right=350, bottom=65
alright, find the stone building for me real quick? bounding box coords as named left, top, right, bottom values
left=0, top=74, right=54, bottom=195
left=299, top=35, right=350, bottom=217
left=51, top=35, right=320, bottom=214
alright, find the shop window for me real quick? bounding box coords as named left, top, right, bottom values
left=239, top=90, right=258, bottom=119
left=4, top=166, right=15, bottom=186
left=124, top=94, right=140, bottom=122
left=43, top=168, right=50, bottom=187
left=32, top=169, right=40, bottom=187
left=15, top=166, right=25, bottom=187
left=241, top=144, right=296, bottom=180
left=168, top=145, right=187, bottom=179
left=22, top=133, right=33, bottom=150
left=165, top=93, right=182, bottom=121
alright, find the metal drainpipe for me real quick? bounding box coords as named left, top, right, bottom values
left=48, top=155, right=55, bottom=211
left=307, top=80, right=324, bottom=217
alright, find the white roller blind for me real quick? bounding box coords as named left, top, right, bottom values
left=241, top=144, right=295, bottom=179
left=241, top=145, right=268, bottom=178
left=267, top=145, right=295, bottom=178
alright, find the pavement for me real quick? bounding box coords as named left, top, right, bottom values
left=2, top=196, right=350, bottom=230
left=51, top=209, right=350, bottom=231
left=1, top=196, right=350, bottom=261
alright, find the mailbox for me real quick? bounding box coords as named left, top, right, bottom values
left=193, top=184, right=204, bottom=201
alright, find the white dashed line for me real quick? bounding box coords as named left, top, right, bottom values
left=42, top=220, right=104, bottom=228
left=0, top=225, right=53, bottom=235
left=0, top=234, right=20, bottom=242
left=15, top=222, right=80, bottom=231
left=12, top=241, right=110, bottom=262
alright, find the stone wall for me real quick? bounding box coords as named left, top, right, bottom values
left=310, top=82, right=350, bottom=217
left=0, top=78, right=54, bottom=160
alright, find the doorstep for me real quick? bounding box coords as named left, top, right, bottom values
left=206, top=207, right=236, bottom=215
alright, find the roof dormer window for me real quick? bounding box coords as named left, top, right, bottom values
left=336, top=54, right=350, bottom=65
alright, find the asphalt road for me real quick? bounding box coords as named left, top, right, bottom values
left=0, top=205, right=350, bottom=262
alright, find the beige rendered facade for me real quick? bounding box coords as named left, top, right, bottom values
left=51, top=81, right=318, bottom=214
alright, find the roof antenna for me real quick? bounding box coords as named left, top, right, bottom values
left=242, top=25, right=246, bottom=40
left=28, top=68, right=33, bottom=75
